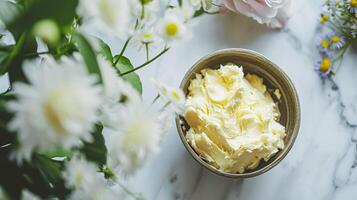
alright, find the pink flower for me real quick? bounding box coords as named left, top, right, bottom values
left=222, top=0, right=291, bottom=29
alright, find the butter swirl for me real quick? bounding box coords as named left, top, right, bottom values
left=184, top=64, right=285, bottom=173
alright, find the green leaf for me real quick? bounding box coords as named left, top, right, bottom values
left=98, top=39, right=113, bottom=63
left=114, top=56, right=143, bottom=94
left=0, top=0, right=22, bottom=25
left=193, top=7, right=205, bottom=18
left=32, top=154, right=62, bottom=184
left=7, top=0, right=78, bottom=39
left=80, top=124, right=107, bottom=166
left=1, top=33, right=37, bottom=83
left=45, top=148, right=72, bottom=160
left=72, top=32, right=103, bottom=83
left=0, top=51, right=8, bottom=64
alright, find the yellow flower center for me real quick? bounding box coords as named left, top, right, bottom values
left=320, top=58, right=332, bottom=72
left=165, top=23, right=179, bottom=37
left=75, top=172, right=84, bottom=186
left=350, top=0, right=357, bottom=7
left=320, top=14, right=329, bottom=23
left=321, top=39, right=329, bottom=48
left=100, top=0, right=118, bottom=26
left=44, top=96, right=66, bottom=134
left=171, top=91, right=181, bottom=102
left=43, top=86, right=76, bottom=134
left=143, top=33, right=153, bottom=39
left=331, top=36, right=340, bottom=43
left=142, top=33, right=154, bottom=43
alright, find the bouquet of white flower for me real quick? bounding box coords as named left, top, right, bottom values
left=0, top=0, right=216, bottom=199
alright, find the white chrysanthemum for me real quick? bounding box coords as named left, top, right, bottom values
left=132, top=27, right=159, bottom=49
left=190, top=0, right=212, bottom=10
left=63, top=155, right=98, bottom=191
left=98, top=57, right=141, bottom=128
left=77, top=0, right=133, bottom=38
left=21, top=190, right=40, bottom=200
left=176, top=0, right=196, bottom=22
left=152, top=79, right=185, bottom=114
left=7, top=56, right=101, bottom=163
left=107, top=102, right=162, bottom=175
left=63, top=155, right=127, bottom=200
left=137, top=28, right=157, bottom=44
left=69, top=180, right=127, bottom=200
left=130, top=0, right=160, bottom=25
left=157, top=9, right=190, bottom=43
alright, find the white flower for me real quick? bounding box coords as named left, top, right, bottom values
left=63, top=155, right=127, bottom=200
left=157, top=9, right=190, bottom=43
left=137, top=28, right=157, bottom=44
left=21, top=190, right=40, bottom=200
left=132, top=27, right=159, bottom=49
left=69, top=184, right=125, bottom=200
left=130, top=0, right=160, bottom=25
left=189, top=0, right=212, bottom=11
left=152, top=79, right=185, bottom=114
left=98, top=57, right=141, bottom=128
left=7, top=56, right=101, bottom=163
left=106, top=102, right=162, bottom=175
left=63, top=155, right=98, bottom=191
left=77, top=0, right=133, bottom=38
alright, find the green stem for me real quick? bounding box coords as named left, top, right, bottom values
left=120, top=47, right=170, bottom=76
left=160, top=101, right=171, bottom=112
left=23, top=51, right=50, bottom=58
left=145, top=43, right=149, bottom=61
left=332, top=43, right=350, bottom=75
left=114, top=36, right=132, bottom=65
left=204, top=11, right=219, bottom=15
left=140, top=3, right=145, bottom=20
left=117, top=182, right=143, bottom=200
left=0, top=32, right=28, bottom=74
left=151, top=94, right=160, bottom=105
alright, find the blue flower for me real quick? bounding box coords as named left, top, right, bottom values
left=315, top=57, right=334, bottom=78
left=327, top=33, right=345, bottom=49
left=346, top=0, right=357, bottom=13
left=317, top=36, right=331, bottom=53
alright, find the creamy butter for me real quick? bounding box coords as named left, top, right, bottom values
left=184, top=64, right=286, bottom=173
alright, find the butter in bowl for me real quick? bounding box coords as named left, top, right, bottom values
left=176, top=49, right=300, bottom=178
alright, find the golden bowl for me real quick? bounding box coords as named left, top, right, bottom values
left=175, top=48, right=300, bottom=178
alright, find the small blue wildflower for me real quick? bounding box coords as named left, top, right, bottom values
left=315, top=57, right=334, bottom=78
left=327, top=33, right=346, bottom=49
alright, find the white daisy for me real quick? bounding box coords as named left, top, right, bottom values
left=189, top=0, right=212, bottom=11
left=151, top=79, right=185, bottom=114
left=130, top=0, right=160, bottom=25
left=77, top=0, right=133, bottom=38
left=106, top=102, right=162, bottom=175
left=21, top=190, right=40, bottom=200
left=156, top=9, right=190, bottom=44
left=7, top=56, right=102, bottom=163
left=69, top=181, right=127, bottom=200
left=63, top=155, right=98, bottom=191
left=132, top=27, right=159, bottom=50
left=63, top=155, right=127, bottom=200
left=98, top=57, right=141, bottom=129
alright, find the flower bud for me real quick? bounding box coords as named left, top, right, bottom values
left=32, top=19, right=60, bottom=46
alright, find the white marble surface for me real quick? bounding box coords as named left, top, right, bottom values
left=120, top=0, right=357, bottom=199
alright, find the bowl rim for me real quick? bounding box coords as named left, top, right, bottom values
left=175, top=48, right=301, bottom=178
